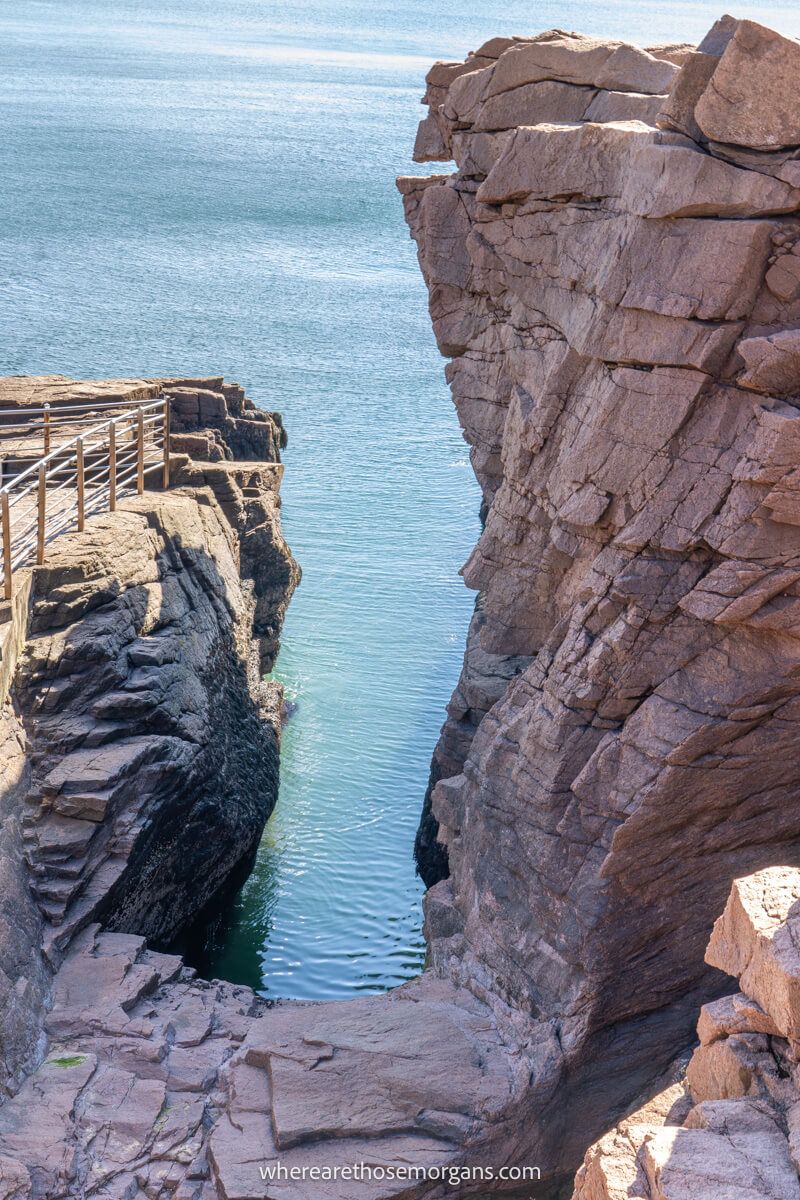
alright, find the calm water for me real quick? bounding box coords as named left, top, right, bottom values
left=2, top=0, right=799, bottom=1000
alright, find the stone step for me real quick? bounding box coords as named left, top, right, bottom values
left=28, top=856, right=88, bottom=880
left=25, top=815, right=98, bottom=859
left=40, top=736, right=169, bottom=797
left=52, top=789, right=112, bottom=822
left=32, top=876, right=80, bottom=906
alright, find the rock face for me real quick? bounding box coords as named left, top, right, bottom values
left=403, top=12, right=800, bottom=1188
left=0, top=375, right=299, bottom=1104
left=0, top=923, right=265, bottom=1199
left=571, top=868, right=800, bottom=1200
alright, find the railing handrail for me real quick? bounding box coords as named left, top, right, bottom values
left=0, top=396, right=171, bottom=602
left=0, top=396, right=163, bottom=420
left=0, top=399, right=165, bottom=495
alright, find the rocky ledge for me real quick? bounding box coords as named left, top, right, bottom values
left=7, top=13, right=800, bottom=1200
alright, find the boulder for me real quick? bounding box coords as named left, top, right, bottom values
left=705, top=868, right=800, bottom=1042
left=764, top=252, right=800, bottom=302
left=586, top=90, right=664, bottom=125
left=694, top=20, right=800, bottom=150
left=643, top=1101, right=800, bottom=1199
left=737, top=330, right=800, bottom=396
left=477, top=122, right=800, bottom=218
left=656, top=51, right=719, bottom=141
left=486, top=34, right=677, bottom=97
left=412, top=112, right=448, bottom=162
left=473, top=80, right=595, bottom=132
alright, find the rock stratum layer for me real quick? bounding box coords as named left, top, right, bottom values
left=401, top=11, right=800, bottom=1193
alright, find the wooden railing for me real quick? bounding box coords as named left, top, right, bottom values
left=0, top=397, right=170, bottom=601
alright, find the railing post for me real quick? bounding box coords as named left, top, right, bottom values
left=162, top=397, right=171, bottom=489
left=137, top=408, right=145, bottom=495
left=1, top=492, right=12, bottom=601
left=77, top=437, right=85, bottom=532
left=37, top=464, right=46, bottom=566
left=109, top=421, right=117, bottom=512
left=43, top=402, right=51, bottom=456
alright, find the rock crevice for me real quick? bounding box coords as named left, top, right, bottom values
left=7, top=14, right=800, bottom=1198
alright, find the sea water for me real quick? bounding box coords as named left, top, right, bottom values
left=1, top=0, right=799, bottom=1000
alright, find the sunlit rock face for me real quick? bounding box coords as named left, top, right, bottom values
left=403, top=13, right=800, bottom=1182
left=8, top=15, right=800, bottom=1197
left=10, top=376, right=299, bottom=955
left=572, top=868, right=800, bottom=1200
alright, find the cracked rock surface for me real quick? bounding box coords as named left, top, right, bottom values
left=0, top=377, right=516, bottom=1200
left=402, top=12, right=800, bottom=1189
left=572, top=868, right=800, bottom=1199
left=0, top=376, right=303, bottom=1195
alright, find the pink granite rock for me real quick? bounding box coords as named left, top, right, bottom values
left=571, top=873, right=800, bottom=1198
left=10, top=13, right=800, bottom=1200
left=694, top=20, right=800, bottom=150
left=737, top=329, right=800, bottom=395
left=477, top=121, right=800, bottom=216
left=0, top=375, right=299, bottom=1186
left=705, top=868, right=800, bottom=1041
left=402, top=11, right=800, bottom=1193
left=485, top=34, right=678, bottom=97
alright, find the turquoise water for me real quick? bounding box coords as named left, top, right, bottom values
left=2, top=0, right=800, bottom=1000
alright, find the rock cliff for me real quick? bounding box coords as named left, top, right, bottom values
left=0, top=375, right=299, bottom=1104
left=0, top=376, right=516, bottom=1198
left=402, top=11, right=800, bottom=1190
